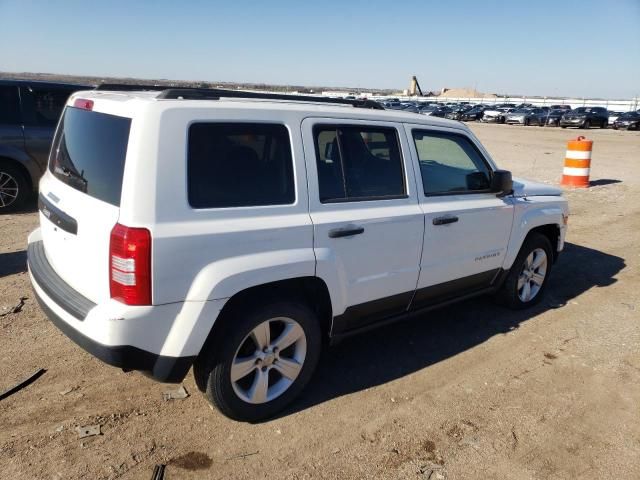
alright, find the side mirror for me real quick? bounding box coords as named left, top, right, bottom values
left=491, top=169, right=513, bottom=196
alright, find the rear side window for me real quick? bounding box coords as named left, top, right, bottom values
left=0, top=86, right=21, bottom=125
left=314, top=125, right=405, bottom=202
left=188, top=123, right=295, bottom=208
left=413, top=130, right=491, bottom=195
left=22, top=87, right=76, bottom=126
left=49, top=107, right=131, bottom=206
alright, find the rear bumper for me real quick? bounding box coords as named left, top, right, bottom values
left=27, top=236, right=195, bottom=383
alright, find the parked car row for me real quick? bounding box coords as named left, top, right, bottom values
left=378, top=98, right=639, bottom=131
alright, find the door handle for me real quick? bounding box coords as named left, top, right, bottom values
left=433, top=215, right=459, bottom=226
left=328, top=225, right=365, bottom=238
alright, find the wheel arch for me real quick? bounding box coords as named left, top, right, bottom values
left=504, top=200, right=567, bottom=269
left=196, top=276, right=333, bottom=364
left=527, top=224, right=561, bottom=262
left=0, top=149, right=42, bottom=193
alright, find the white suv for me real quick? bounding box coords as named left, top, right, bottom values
left=28, top=87, right=568, bottom=421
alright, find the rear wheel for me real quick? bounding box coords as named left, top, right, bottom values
left=194, top=301, right=322, bottom=422
left=600, top=119, right=607, bottom=129
left=496, top=233, right=553, bottom=309
left=0, top=162, right=29, bottom=213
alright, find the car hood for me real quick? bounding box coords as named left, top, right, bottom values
left=512, top=177, right=563, bottom=197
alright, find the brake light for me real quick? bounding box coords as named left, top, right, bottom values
left=73, top=98, right=94, bottom=110
left=109, top=223, right=151, bottom=306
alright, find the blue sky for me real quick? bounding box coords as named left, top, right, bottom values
left=1, top=0, right=638, bottom=98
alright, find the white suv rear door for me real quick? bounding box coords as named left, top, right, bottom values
left=302, top=118, right=424, bottom=335
left=403, top=124, right=514, bottom=309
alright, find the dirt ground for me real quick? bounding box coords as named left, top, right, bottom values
left=1, top=124, right=638, bottom=480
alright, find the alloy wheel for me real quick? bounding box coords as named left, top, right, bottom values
left=517, top=248, right=547, bottom=302
left=0, top=171, right=19, bottom=208
left=230, top=317, right=307, bottom=404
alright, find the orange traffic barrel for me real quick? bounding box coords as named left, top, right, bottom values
left=561, top=136, right=592, bottom=188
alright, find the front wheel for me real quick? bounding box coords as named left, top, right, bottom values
left=600, top=119, right=607, bottom=129
left=496, top=233, right=553, bottom=309
left=194, top=301, right=322, bottom=422
left=582, top=119, right=591, bottom=129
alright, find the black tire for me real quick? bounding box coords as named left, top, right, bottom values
left=561, top=125, right=567, bottom=128
left=600, top=119, right=607, bottom=129
left=524, top=118, right=530, bottom=126
left=582, top=119, right=591, bottom=129
left=0, top=161, right=30, bottom=213
left=193, top=301, right=322, bottom=422
left=496, top=233, right=553, bottom=310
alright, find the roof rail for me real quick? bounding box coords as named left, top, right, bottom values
left=155, top=88, right=384, bottom=110
left=95, top=83, right=175, bottom=91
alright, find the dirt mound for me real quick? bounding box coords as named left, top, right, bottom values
left=440, top=87, right=497, bottom=98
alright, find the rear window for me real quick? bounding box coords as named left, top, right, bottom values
left=49, top=107, right=131, bottom=206
left=188, top=123, right=295, bottom=209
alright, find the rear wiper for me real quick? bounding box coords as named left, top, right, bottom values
left=56, top=166, right=87, bottom=185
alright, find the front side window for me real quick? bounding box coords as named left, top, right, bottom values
left=314, top=125, right=405, bottom=202
left=188, top=123, right=295, bottom=208
left=412, top=130, right=492, bottom=195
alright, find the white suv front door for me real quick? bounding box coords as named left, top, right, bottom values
left=302, top=119, right=424, bottom=335
left=404, top=125, right=514, bottom=309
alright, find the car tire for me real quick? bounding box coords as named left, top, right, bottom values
left=600, top=119, right=607, bottom=129
left=193, top=301, right=322, bottom=422
left=495, top=233, right=553, bottom=310
left=582, top=119, right=591, bottom=129
left=524, top=119, right=530, bottom=126
left=0, top=161, right=30, bottom=213
left=561, top=125, right=567, bottom=128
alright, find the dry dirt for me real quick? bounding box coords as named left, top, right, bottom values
left=1, top=124, right=639, bottom=480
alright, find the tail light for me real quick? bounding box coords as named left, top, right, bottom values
left=109, top=223, right=151, bottom=306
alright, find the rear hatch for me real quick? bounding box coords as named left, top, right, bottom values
left=38, top=103, right=131, bottom=303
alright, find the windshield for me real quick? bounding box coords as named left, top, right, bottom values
left=49, top=107, right=131, bottom=206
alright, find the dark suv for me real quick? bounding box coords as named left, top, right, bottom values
left=560, top=107, right=608, bottom=129
left=0, top=80, right=91, bottom=211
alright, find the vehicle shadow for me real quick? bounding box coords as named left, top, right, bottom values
left=280, top=242, right=624, bottom=419
left=0, top=250, right=27, bottom=278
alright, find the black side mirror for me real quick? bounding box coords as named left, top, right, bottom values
left=491, top=169, right=513, bottom=196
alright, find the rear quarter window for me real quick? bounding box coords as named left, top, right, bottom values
left=187, top=123, right=295, bottom=209
left=49, top=107, right=131, bottom=206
